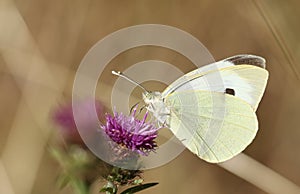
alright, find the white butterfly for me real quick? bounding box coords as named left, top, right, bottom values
left=113, top=54, right=268, bottom=163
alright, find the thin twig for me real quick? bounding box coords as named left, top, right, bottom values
left=219, top=153, right=300, bottom=194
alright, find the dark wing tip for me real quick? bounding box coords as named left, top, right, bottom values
left=224, top=54, right=266, bottom=69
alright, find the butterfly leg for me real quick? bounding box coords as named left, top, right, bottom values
left=130, top=102, right=140, bottom=114
left=157, top=112, right=171, bottom=128
left=138, top=104, right=147, bottom=114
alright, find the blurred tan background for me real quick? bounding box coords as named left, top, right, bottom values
left=1, top=0, right=300, bottom=193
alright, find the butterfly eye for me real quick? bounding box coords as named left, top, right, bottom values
left=225, top=88, right=235, bottom=96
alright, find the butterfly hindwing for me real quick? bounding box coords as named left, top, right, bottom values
left=165, top=90, right=258, bottom=163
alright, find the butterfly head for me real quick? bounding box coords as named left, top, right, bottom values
left=142, top=91, right=163, bottom=105
left=143, top=91, right=170, bottom=125
left=111, top=70, right=169, bottom=123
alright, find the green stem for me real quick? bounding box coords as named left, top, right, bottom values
left=105, top=181, right=118, bottom=194
left=70, top=177, right=89, bottom=194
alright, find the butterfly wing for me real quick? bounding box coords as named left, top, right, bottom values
left=165, top=90, right=258, bottom=163
left=223, top=54, right=266, bottom=68
left=162, top=55, right=268, bottom=111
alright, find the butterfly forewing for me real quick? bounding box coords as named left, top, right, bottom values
left=162, top=64, right=268, bottom=111
left=165, top=90, right=258, bottom=163
left=224, top=54, right=266, bottom=68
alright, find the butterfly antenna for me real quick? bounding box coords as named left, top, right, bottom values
left=112, top=70, right=149, bottom=93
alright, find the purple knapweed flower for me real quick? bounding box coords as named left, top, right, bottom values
left=101, top=107, right=158, bottom=155
left=53, top=99, right=104, bottom=144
